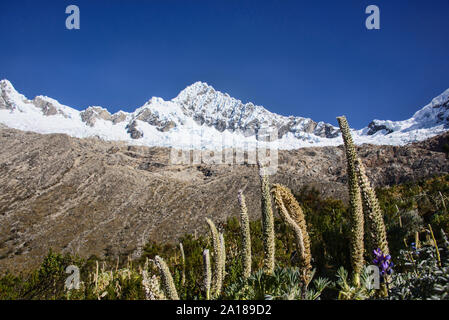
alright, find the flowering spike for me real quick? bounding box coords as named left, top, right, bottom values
left=238, top=190, right=252, bottom=278
left=337, top=116, right=364, bottom=287
left=271, top=184, right=312, bottom=284
left=179, top=242, right=186, bottom=286
left=141, top=270, right=166, bottom=300
left=206, top=218, right=224, bottom=298
left=219, top=232, right=226, bottom=282
left=354, top=157, right=389, bottom=256
left=154, top=255, right=179, bottom=300
left=202, top=249, right=211, bottom=300
left=258, top=164, right=276, bottom=274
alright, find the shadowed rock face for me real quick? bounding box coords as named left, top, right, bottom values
left=0, top=127, right=448, bottom=273
left=366, top=121, right=394, bottom=135
left=125, top=120, right=143, bottom=139
left=33, top=97, right=61, bottom=117
left=80, top=107, right=113, bottom=127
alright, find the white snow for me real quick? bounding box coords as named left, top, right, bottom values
left=0, top=79, right=448, bottom=150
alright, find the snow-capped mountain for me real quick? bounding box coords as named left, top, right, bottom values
left=0, top=79, right=448, bottom=150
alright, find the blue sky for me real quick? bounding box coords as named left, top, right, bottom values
left=0, top=0, right=448, bottom=129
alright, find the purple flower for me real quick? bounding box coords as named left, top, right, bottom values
left=372, top=248, right=394, bottom=282
left=411, top=243, right=418, bottom=255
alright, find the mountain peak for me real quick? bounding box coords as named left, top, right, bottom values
left=0, top=79, right=13, bottom=86
left=430, top=88, right=449, bottom=108
left=0, top=79, right=28, bottom=111
left=174, top=81, right=214, bottom=102
left=185, top=81, right=212, bottom=91
left=0, top=79, right=18, bottom=93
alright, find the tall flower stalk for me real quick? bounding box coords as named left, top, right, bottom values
left=179, top=242, right=186, bottom=286
left=206, top=218, right=224, bottom=298
left=271, top=184, right=312, bottom=285
left=202, top=249, right=211, bottom=300
left=337, top=116, right=364, bottom=287
left=415, top=231, right=421, bottom=249
left=141, top=270, right=166, bottom=300
left=219, top=233, right=226, bottom=282
left=238, top=190, right=252, bottom=278
left=429, top=224, right=442, bottom=267
left=258, top=164, right=275, bottom=275
left=354, top=157, right=390, bottom=297
left=154, top=255, right=179, bottom=300
left=354, top=158, right=389, bottom=256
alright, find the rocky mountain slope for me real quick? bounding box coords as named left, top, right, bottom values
left=1, top=79, right=448, bottom=150
left=0, top=126, right=448, bottom=273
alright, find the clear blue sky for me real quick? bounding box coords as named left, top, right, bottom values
left=0, top=0, right=448, bottom=128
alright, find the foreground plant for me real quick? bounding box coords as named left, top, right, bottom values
left=179, top=243, right=186, bottom=286
left=388, top=235, right=449, bottom=300
left=206, top=218, right=224, bottom=298
left=220, top=232, right=226, bottom=282
left=355, top=157, right=391, bottom=296
left=271, top=184, right=312, bottom=285
left=224, top=267, right=330, bottom=300
left=258, top=164, right=275, bottom=275
left=355, top=158, right=389, bottom=256
left=337, top=116, right=365, bottom=287
left=334, top=266, right=376, bottom=300
left=141, top=270, right=166, bottom=300
left=202, top=249, right=212, bottom=300
left=372, top=248, right=393, bottom=280
left=238, top=190, right=252, bottom=278
left=154, top=255, right=179, bottom=300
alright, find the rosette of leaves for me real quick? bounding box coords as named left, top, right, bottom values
left=223, top=266, right=330, bottom=300
left=333, top=266, right=377, bottom=300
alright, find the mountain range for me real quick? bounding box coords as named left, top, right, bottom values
left=1, top=79, right=448, bottom=150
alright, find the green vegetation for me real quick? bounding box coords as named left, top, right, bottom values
left=1, top=174, right=448, bottom=300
